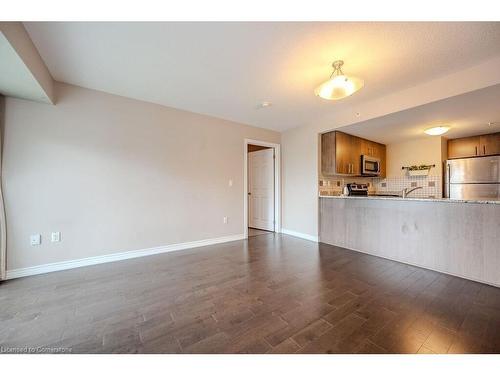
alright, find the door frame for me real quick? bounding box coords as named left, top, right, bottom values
left=244, top=139, right=281, bottom=239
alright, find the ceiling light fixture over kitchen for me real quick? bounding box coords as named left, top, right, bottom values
left=424, top=126, right=450, bottom=136
left=315, top=60, right=364, bottom=101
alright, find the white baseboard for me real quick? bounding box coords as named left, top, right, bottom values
left=5, top=234, right=245, bottom=280
left=281, top=228, right=319, bottom=242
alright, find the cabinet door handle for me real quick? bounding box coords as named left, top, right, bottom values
left=475, top=146, right=478, bottom=155
left=484, top=145, right=486, bottom=155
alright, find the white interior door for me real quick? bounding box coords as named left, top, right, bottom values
left=248, top=148, right=275, bottom=231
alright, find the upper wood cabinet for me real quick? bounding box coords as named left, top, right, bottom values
left=321, top=131, right=337, bottom=175
left=361, top=139, right=381, bottom=158
left=447, top=136, right=480, bottom=159
left=448, top=132, right=500, bottom=159
left=335, top=131, right=361, bottom=175
left=321, top=131, right=386, bottom=177
left=479, top=133, right=500, bottom=156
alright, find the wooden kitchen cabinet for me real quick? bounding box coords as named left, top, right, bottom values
left=361, top=139, right=385, bottom=158
left=448, top=136, right=480, bottom=159
left=448, top=132, right=500, bottom=159
left=321, top=131, right=337, bottom=175
left=321, top=130, right=386, bottom=176
left=479, top=132, right=500, bottom=156
left=335, top=131, right=361, bottom=175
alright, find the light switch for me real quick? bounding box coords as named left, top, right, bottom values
left=223, top=216, right=228, bottom=224
left=51, top=232, right=61, bottom=242
left=228, top=180, right=233, bottom=187
left=30, top=234, right=41, bottom=246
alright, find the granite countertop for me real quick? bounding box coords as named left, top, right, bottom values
left=318, top=194, right=500, bottom=205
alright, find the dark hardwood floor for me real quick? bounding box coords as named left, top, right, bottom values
left=1, top=233, right=500, bottom=354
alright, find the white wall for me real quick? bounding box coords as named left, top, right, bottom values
left=282, top=56, right=500, bottom=239
left=282, top=126, right=319, bottom=236
left=2, top=82, right=280, bottom=271
left=386, top=137, right=445, bottom=178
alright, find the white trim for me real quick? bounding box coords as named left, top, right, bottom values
left=244, top=139, right=281, bottom=239
left=281, top=228, right=319, bottom=242
left=5, top=234, right=245, bottom=280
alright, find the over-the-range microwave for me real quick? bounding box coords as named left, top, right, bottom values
left=361, top=154, right=381, bottom=176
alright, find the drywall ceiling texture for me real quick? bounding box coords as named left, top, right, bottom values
left=335, top=84, right=500, bottom=145
left=0, top=23, right=54, bottom=104
left=24, top=22, right=500, bottom=132
left=2, top=82, right=280, bottom=271
left=0, top=33, right=49, bottom=103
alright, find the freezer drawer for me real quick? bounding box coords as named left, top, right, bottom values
left=449, top=183, right=500, bottom=200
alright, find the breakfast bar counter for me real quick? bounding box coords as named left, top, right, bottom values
left=319, top=194, right=500, bottom=204
left=319, top=195, right=500, bottom=286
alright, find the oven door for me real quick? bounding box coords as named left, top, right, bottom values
left=362, top=155, right=381, bottom=176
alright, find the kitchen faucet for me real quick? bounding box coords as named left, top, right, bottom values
left=401, top=186, right=423, bottom=198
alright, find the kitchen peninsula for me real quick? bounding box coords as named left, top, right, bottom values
left=319, top=130, right=500, bottom=287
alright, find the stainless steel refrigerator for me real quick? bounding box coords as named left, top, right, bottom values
left=445, top=155, right=500, bottom=200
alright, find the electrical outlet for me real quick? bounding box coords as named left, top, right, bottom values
left=223, top=216, right=228, bottom=224
left=51, top=232, right=61, bottom=242
left=30, top=234, right=41, bottom=246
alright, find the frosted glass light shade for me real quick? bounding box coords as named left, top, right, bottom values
left=315, top=75, right=364, bottom=100
left=424, top=126, right=450, bottom=136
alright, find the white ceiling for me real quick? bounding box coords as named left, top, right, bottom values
left=24, top=22, right=500, bottom=132
left=0, top=32, right=51, bottom=103
left=337, top=84, right=500, bottom=144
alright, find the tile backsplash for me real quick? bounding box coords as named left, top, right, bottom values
left=319, top=177, right=377, bottom=196
left=319, top=175, right=442, bottom=198
left=374, top=175, right=442, bottom=198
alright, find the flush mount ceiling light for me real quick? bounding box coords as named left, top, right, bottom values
left=424, top=126, right=450, bottom=136
left=257, top=101, right=272, bottom=109
left=315, top=60, right=364, bottom=101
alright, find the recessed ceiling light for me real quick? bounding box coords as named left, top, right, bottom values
left=424, top=126, right=450, bottom=136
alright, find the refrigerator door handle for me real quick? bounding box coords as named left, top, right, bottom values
left=446, top=163, right=451, bottom=198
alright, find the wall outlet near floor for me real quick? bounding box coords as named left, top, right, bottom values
left=51, top=232, right=61, bottom=242
left=30, top=234, right=41, bottom=246
left=223, top=216, right=228, bottom=224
